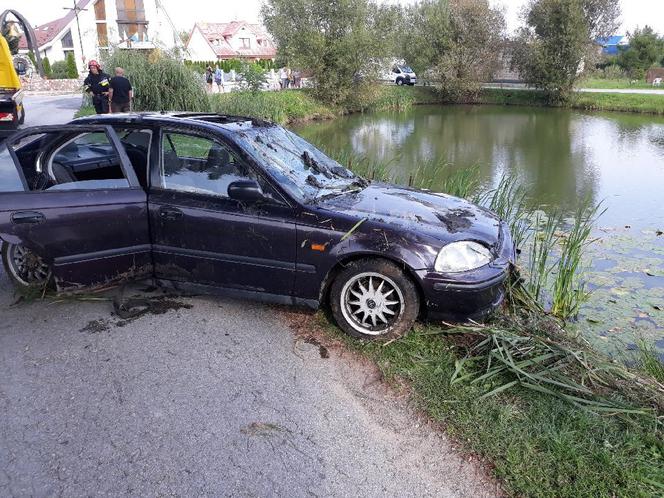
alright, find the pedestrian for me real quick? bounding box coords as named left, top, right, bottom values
left=83, top=60, right=111, bottom=114
left=108, top=67, right=133, bottom=113
left=293, top=69, right=301, bottom=89
left=205, top=65, right=214, bottom=92
left=279, top=66, right=290, bottom=90
left=214, top=64, right=224, bottom=93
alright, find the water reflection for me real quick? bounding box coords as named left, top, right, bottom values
left=293, top=105, right=664, bottom=229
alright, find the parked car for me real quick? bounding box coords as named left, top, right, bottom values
left=0, top=113, right=514, bottom=339
left=385, top=64, right=417, bottom=86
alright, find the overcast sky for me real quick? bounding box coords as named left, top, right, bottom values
left=5, top=0, right=664, bottom=35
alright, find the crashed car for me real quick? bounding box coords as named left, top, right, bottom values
left=0, top=113, right=514, bottom=339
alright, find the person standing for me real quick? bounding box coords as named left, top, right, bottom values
left=279, top=66, right=289, bottom=90
left=214, top=64, right=224, bottom=93
left=108, top=67, right=133, bottom=113
left=83, top=60, right=111, bottom=114
left=205, top=65, right=214, bottom=92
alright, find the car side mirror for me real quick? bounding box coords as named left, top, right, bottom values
left=228, top=180, right=265, bottom=202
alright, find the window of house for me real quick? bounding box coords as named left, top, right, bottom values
left=63, top=49, right=75, bottom=61
left=94, top=0, right=106, bottom=20
left=61, top=30, right=74, bottom=49
left=97, top=23, right=109, bottom=47
left=240, top=38, right=250, bottom=49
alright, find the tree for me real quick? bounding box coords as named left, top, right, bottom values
left=404, top=0, right=505, bottom=100
left=512, top=0, right=620, bottom=102
left=65, top=52, right=78, bottom=79
left=262, top=0, right=397, bottom=104
left=42, top=56, right=52, bottom=78
left=617, top=26, right=664, bottom=79
left=237, top=62, right=267, bottom=93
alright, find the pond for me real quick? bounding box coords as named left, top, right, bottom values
left=292, top=105, right=664, bottom=360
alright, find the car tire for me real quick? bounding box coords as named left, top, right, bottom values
left=330, top=258, right=420, bottom=340
left=18, top=108, right=25, bottom=125
left=396, top=78, right=404, bottom=86
left=1, top=242, right=52, bottom=293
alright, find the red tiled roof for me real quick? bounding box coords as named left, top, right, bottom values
left=189, top=22, right=276, bottom=59
left=17, top=0, right=92, bottom=50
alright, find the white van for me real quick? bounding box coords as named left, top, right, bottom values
left=386, top=64, right=417, bottom=86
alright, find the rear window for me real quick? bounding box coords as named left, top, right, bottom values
left=0, top=144, right=25, bottom=192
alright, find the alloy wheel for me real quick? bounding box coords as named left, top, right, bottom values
left=340, top=272, right=404, bottom=335
left=6, top=244, right=50, bottom=287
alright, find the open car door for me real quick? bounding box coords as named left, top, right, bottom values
left=0, top=125, right=152, bottom=291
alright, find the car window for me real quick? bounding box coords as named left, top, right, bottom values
left=48, top=132, right=130, bottom=190
left=115, top=128, right=152, bottom=188
left=0, top=145, right=25, bottom=193
left=160, top=131, right=278, bottom=201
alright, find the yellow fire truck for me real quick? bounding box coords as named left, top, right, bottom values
left=0, top=32, right=24, bottom=137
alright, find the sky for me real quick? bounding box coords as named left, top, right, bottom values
left=3, top=0, right=664, bottom=36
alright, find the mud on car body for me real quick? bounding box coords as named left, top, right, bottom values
left=0, top=113, right=515, bottom=339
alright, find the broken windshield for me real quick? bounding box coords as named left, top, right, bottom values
left=232, top=124, right=365, bottom=203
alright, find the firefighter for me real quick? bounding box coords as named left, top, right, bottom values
left=83, top=60, right=111, bottom=114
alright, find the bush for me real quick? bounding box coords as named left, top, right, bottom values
left=50, top=60, right=70, bottom=79
left=42, top=56, right=52, bottom=78
left=236, top=63, right=267, bottom=93
left=65, top=52, right=78, bottom=78
left=102, top=49, right=210, bottom=112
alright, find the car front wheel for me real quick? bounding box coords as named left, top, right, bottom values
left=330, top=258, right=420, bottom=340
left=1, top=242, right=52, bottom=292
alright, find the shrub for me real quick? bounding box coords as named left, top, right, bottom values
left=65, top=52, right=78, bottom=78
left=236, top=63, right=267, bottom=93
left=42, top=56, right=52, bottom=78
left=102, top=49, right=210, bottom=112
left=50, top=60, right=70, bottom=79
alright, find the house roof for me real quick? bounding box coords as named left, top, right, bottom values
left=188, top=22, right=277, bottom=59
left=18, top=0, right=92, bottom=50
left=597, top=35, right=627, bottom=47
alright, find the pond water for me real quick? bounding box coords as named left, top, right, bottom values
left=292, top=105, right=664, bottom=360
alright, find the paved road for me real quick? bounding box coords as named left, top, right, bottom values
left=0, top=96, right=499, bottom=497
left=22, top=94, right=82, bottom=127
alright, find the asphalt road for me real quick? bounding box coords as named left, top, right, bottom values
left=21, top=94, right=83, bottom=128
left=0, top=94, right=500, bottom=497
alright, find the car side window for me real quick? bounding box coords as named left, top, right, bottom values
left=0, top=145, right=25, bottom=192
left=47, top=132, right=130, bottom=190
left=160, top=130, right=278, bottom=201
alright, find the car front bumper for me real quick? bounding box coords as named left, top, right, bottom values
left=415, top=223, right=515, bottom=322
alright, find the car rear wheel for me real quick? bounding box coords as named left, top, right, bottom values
left=330, top=258, right=419, bottom=340
left=1, top=242, right=52, bottom=292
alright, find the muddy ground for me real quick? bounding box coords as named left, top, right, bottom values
left=0, top=267, right=501, bottom=497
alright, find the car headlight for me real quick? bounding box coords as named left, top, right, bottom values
left=434, top=241, right=493, bottom=273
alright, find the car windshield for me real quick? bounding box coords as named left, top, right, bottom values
left=401, top=66, right=414, bottom=73
left=233, top=124, right=366, bottom=203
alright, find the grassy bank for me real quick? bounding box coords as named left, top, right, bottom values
left=210, top=86, right=443, bottom=125
left=479, top=88, right=664, bottom=115
left=303, top=314, right=664, bottom=498
left=578, top=77, right=656, bottom=90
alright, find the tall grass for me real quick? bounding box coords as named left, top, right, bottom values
left=526, top=212, right=560, bottom=304
left=551, top=202, right=605, bottom=319
left=102, top=50, right=210, bottom=112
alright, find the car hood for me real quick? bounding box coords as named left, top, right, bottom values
left=316, top=183, right=502, bottom=245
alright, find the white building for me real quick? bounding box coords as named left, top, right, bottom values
left=19, top=0, right=182, bottom=70
left=185, top=22, right=276, bottom=62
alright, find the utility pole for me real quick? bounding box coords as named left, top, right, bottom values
left=63, top=0, right=88, bottom=69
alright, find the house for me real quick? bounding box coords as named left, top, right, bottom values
left=185, top=22, right=276, bottom=62
left=597, top=35, right=629, bottom=56
left=18, top=0, right=181, bottom=69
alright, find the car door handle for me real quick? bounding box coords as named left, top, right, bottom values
left=159, top=206, right=183, bottom=221
left=11, top=211, right=45, bottom=225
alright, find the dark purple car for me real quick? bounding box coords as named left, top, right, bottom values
left=0, top=113, right=514, bottom=339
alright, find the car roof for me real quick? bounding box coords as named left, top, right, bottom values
left=72, top=112, right=276, bottom=133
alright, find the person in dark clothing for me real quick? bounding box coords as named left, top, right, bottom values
left=83, top=60, right=111, bottom=114
left=108, top=67, right=133, bottom=113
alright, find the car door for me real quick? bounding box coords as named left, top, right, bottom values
left=148, top=127, right=298, bottom=297
left=0, top=125, right=151, bottom=290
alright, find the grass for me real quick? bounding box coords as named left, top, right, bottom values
left=578, top=77, right=657, bottom=90
left=324, top=321, right=664, bottom=498
left=478, top=88, right=664, bottom=115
